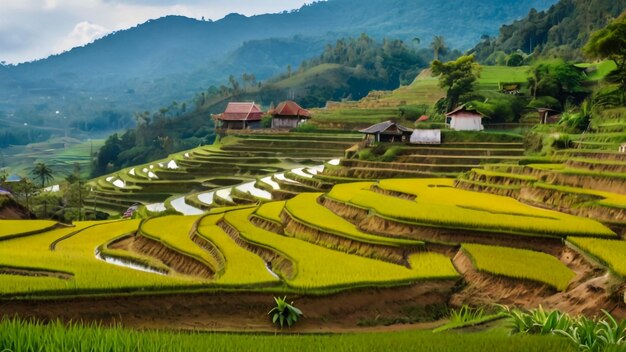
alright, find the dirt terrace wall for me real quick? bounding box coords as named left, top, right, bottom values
left=218, top=219, right=294, bottom=280
left=124, top=235, right=215, bottom=279
left=0, top=282, right=457, bottom=332
left=281, top=210, right=413, bottom=265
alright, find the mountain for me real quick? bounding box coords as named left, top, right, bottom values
left=0, top=0, right=557, bottom=145
left=471, top=0, right=626, bottom=63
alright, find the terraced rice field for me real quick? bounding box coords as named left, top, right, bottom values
left=0, top=221, right=201, bottom=296
left=461, top=244, right=575, bottom=291
left=568, top=237, right=626, bottom=277
left=0, top=220, right=59, bottom=239
left=327, top=179, right=615, bottom=238
left=223, top=208, right=457, bottom=291
left=87, top=133, right=360, bottom=216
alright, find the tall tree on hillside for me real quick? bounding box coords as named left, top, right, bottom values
left=430, top=36, right=448, bottom=61
left=584, top=12, right=626, bottom=104
left=431, top=55, right=481, bottom=112
left=31, top=162, right=53, bottom=189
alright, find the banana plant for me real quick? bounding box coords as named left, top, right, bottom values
left=268, top=296, right=303, bottom=329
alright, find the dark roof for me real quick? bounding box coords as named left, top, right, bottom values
left=359, top=121, right=413, bottom=134
left=217, top=102, right=263, bottom=121
left=446, top=105, right=484, bottom=117
left=270, top=101, right=311, bottom=118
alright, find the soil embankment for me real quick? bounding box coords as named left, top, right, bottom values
left=0, top=282, right=455, bottom=332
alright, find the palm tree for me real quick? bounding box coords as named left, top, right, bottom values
left=430, top=35, right=447, bottom=61
left=31, top=162, right=54, bottom=188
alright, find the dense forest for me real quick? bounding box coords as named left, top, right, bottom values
left=471, top=0, right=626, bottom=63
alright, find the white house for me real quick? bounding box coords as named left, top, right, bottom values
left=446, top=105, right=484, bottom=131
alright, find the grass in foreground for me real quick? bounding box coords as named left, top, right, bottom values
left=462, top=244, right=575, bottom=291
left=0, top=318, right=575, bottom=352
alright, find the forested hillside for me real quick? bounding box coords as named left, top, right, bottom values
left=472, top=0, right=626, bottom=63
left=0, top=0, right=555, bottom=147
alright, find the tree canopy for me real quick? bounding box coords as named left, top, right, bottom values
left=584, top=12, right=626, bottom=103
left=431, top=55, right=481, bottom=112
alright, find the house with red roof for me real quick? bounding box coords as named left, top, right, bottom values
left=269, top=101, right=311, bottom=129
left=214, top=102, right=263, bottom=130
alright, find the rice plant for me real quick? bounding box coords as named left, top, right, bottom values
left=462, top=244, right=575, bottom=291
left=568, top=237, right=626, bottom=277
left=223, top=208, right=458, bottom=292
left=327, top=179, right=615, bottom=238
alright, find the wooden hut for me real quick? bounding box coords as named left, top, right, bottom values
left=446, top=105, right=484, bottom=131
left=359, top=121, right=413, bottom=144
left=214, top=102, right=263, bottom=130
left=269, top=101, right=311, bottom=129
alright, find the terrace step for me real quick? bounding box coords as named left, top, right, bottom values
left=340, top=159, right=481, bottom=173
left=398, top=147, right=525, bottom=157
left=397, top=154, right=523, bottom=165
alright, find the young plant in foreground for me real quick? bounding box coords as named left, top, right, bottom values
left=448, top=305, right=485, bottom=325
left=500, top=305, right=626, bottom=352
left=268, top=296, right=303, bottom=328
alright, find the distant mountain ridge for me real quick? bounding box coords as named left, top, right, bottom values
left=0, top=0, right=556, bottom=140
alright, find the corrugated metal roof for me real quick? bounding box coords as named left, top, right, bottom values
left=359, top=120, right=413, bottom=134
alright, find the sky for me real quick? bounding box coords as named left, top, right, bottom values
left=0, top=0, right=312, bottom=64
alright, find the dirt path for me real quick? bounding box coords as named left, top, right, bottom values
left=0, top=282, right=455, bottom=333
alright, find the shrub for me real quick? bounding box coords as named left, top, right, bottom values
left=448, top=305, right=486, bottom=325
left=268, top=296, right=303, bottom=328
left=261, top=115, right=273, bottom=128
left=500, top=306, right=626, bottom=352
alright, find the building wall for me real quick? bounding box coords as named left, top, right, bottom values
left=272, top=117, right=306, bottom=129
left=223, top=120, right=262, bottom=130
left=450, top=116, right=483, bottom=131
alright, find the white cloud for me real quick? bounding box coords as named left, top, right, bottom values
left=0, top=0, right=311, bottom=64
left=56, top=21, right=109, bottom=53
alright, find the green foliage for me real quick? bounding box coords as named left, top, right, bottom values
left=501, top=306, right=626, bottom=352
left=449, top=305, right=486, bottom=325
left=472, top=0, right=626, bottom=62
left=528, top=60, right=587, bottom=107
left=584, top=12, right=626, bottom=104
left=268, top=296, right=303, bottom=328
left=0, top=317, right=576, bottom=352
left=528, top=96, right=561, bottom=110
left=471, top=92, right=529, bottom=123
left=261, top=115, right=273, bottom=128
left=431, top=55, right=481, bottom=112
left=31, top=162, right=54, bottom=189
left=506, top=52, right=526, bottom=67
